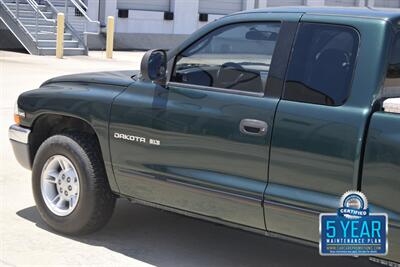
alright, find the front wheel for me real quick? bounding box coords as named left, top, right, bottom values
left=32, top=133, right=116, bottom=235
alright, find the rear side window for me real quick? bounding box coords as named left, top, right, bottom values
left=384, top=32, right=400, bottom=89
left=283, top=23, right=359, bottom=106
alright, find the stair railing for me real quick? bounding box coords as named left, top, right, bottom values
left=69, top=0, right=100, bottom=47
left=55, top=0, right=100, bottom=38
left=45, top=0, right=99, bottom=49
left=0, top=0, right=33, bottom=40
left=0, top=0, right=54, bottom=42
left=25, top=0, right=56, bottom=39
left=64, top=0, right=89, bottom=15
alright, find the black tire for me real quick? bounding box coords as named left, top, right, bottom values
left=32, top=133, right=116, bottom=235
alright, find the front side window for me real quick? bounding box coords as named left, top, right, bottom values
left=283, top=23, right=359, bottom=106
left=171, top=22, right=281, bottom=93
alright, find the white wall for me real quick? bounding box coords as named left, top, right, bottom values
left=114, top=0, right=229, bottom=35
left=197, top=14, right=224, bottom=29
left=172, top=0, right=199, bottom=34
left=116, top=10, right=173, bottom=33
left=98, top=0, right=400, bottom=35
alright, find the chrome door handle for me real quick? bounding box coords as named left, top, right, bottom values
left=239, top=119, right=268, bottom=136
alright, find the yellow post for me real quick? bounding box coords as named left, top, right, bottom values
left=56, top=13, right=64, bottom=59
left=106, top=16, right=115, bottom=59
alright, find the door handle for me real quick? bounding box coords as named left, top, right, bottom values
left=239, top=119, right=268, bottom=136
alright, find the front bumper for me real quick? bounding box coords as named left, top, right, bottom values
left=9, top=124, right=32, bottom=170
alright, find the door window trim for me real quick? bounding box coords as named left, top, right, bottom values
left=167, top=81, right=265, bottom=97
left=167, top=20, right=285, bottom=98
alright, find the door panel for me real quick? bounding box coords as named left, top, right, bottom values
left=265, top=102, right=367, bottom=241
left=264, top=20, right=363, bottom=239
left=263, top=17, right=388, bottom=242
left=110, top=82, right=277, bottom=228
left=109, top=17, right=301, bottom=229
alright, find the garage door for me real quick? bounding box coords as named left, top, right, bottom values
left=374, top=0, right=400, bottom=8
left=199, top=0, right=243, bottom=14
left=117, top=0, right=170, bottom=11
left=266, top=0, right=304, bottom=7
left=325, top=0, right=358, bottom=6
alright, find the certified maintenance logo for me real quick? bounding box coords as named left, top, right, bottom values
left=338, top=191, right=369, bottom=219
left=319, top=191, right=388, bottom=256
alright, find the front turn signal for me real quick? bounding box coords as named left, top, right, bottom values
left=14, top=114, right=21, bottom=124
left=14, top=101, right=25, bottom=125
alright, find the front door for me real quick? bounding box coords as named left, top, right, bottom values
left=109, top=16, right=299, bottom=229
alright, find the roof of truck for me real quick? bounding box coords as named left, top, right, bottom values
left=240, top=6, right=400, bottom=23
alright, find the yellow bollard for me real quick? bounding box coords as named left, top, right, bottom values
left=56, top=13, right=64, bottom=59
left=106, top=16, right=115, bottom=59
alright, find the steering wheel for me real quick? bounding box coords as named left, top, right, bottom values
left=216, top=62, right=245, bottom=88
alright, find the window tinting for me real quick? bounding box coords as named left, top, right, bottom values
left=284, top=23, right=359, bottom=106
left=171, top=23, right=281, bottom=93
left=384, top=32, right=400, bottom=89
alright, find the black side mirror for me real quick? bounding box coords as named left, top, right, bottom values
left=140, top=49, right=167, bottom=86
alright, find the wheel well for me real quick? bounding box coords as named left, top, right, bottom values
left=29, top=114, right=100, bottom=163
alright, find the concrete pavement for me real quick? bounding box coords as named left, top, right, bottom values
left=0, top=51, right=376, bottom=267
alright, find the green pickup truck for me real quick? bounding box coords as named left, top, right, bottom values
left=8, top=6, right=400, bottom=265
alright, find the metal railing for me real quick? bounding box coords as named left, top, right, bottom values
left=74, top=0, right=88, bottom=11
left=26, top=0, right=56, bottom=38
left=0, top=0, right=55, bottom=42
left=45, top=0, right=100, bottom=47
left=0, top=0, right=99, bottom=54
left=69, top=0, right=100, bottom=46
left=44, top=0, right=85, bottom=48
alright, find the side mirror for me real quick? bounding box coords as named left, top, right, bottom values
left=140, top=49, right=167, bottom=86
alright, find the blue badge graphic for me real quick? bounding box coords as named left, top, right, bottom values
left=320, top=191, right=388, bottom=256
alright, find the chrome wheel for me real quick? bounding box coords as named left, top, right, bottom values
left=40, top=155, right=80, bottom=216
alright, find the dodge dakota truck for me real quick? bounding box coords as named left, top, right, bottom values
left=8, top=6, right=400, bottom=265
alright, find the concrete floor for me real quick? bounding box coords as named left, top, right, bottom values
left=0, top=51, right=376, bottom=267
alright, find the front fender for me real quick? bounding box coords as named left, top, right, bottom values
left=17, top=82, right=131, bottom=193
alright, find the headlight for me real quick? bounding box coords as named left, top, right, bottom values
left=14, top=101, right=25, bottom=125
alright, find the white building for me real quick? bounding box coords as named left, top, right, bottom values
left=84, top=0, right=400, bottom=50
left=1, top=0, right=400, bottom=52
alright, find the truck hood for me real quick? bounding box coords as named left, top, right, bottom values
left=41, top=70, right=139, bottom=87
